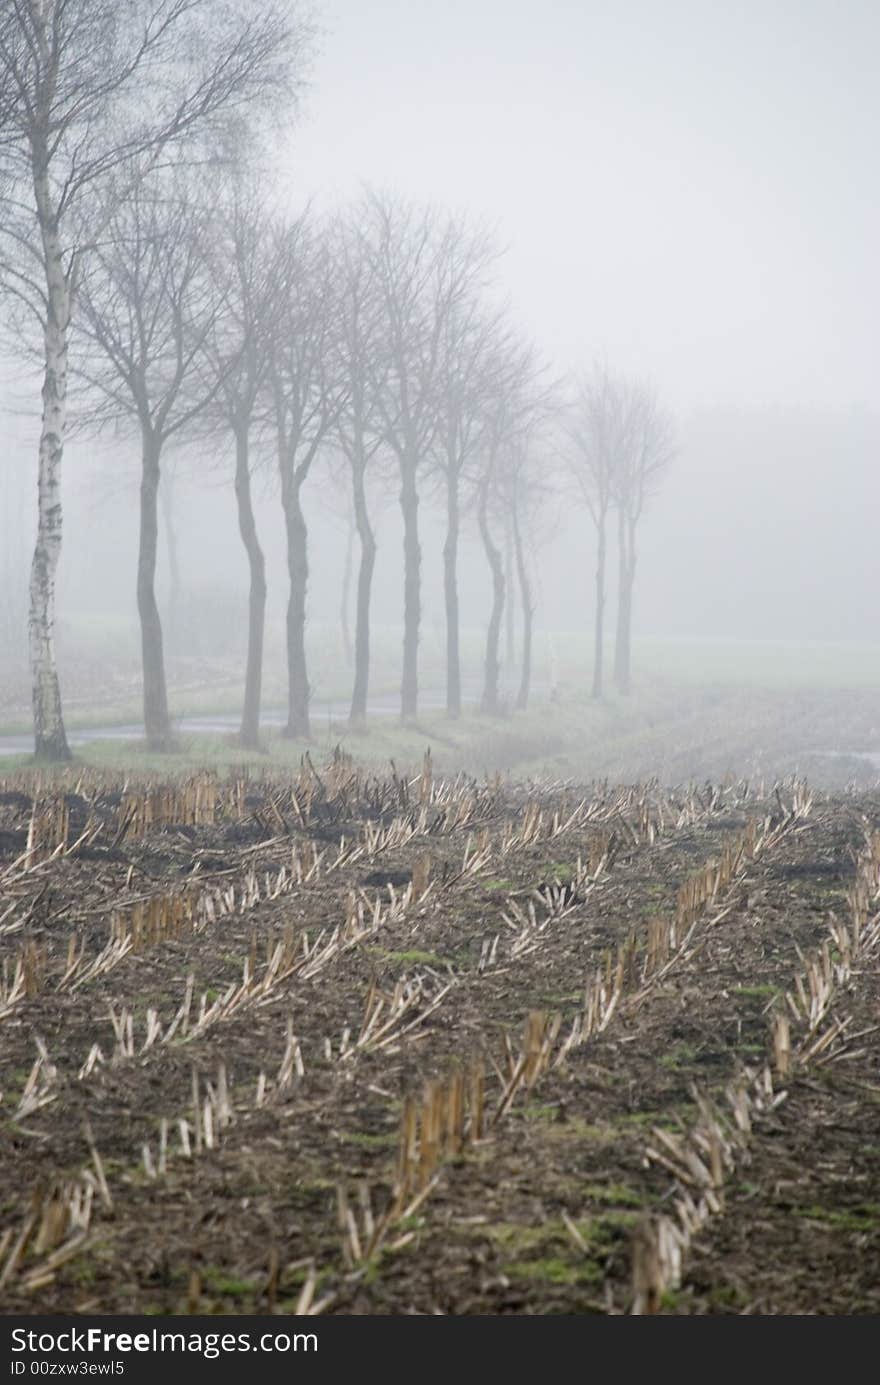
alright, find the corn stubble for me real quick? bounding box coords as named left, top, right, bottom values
left=630, top=822, right=880, bottom=1313
left=0, top=761, right=851, bottom=1314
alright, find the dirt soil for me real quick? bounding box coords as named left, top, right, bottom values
left=0, top=760, right=878, bottom=1315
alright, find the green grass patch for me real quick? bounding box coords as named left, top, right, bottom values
left=659, top=1043, right=698, bottom=1069
left=507, top=1256, right=602, bottom=1287
left=483, top=1209, right=638, bottom=1291
left=581, top=1182, right=646, bottom=1209
left=201, top=1266, right=258, bottom=1298
left=338, top=1130, right=397, bottom=1150
left=792, top=1203, right=880, bottom=1232
left=621, top=1104, right=696, bottom=1132
left=708, top=1282, right=748, bottom=1309
left=547, top=862, right=576, bottom=884
left=732, top=984, right=779, bottom=1001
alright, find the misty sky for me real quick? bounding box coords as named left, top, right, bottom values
left=2, top=0, right=878, bottom=668
left=286, top=0, right=879, bottom=413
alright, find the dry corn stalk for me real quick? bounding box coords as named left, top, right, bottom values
left=1, top=1177, right=95, bottom=1293
left=629, top=816, right=875, bottom=1313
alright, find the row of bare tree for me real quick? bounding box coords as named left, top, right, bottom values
left=77, top=182, right=561, bottom=749
left=0, top=1, right=675, bottom=761
left=0, top=0, right=311, bottom=759
left=567, top=367, right=676, bottom=698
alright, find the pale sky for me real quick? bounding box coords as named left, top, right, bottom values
left=2, top=1, right=878, bottom=660
left=283, top=0, right=879, bottom=414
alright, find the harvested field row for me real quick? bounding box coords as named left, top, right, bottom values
left=0, top=770, right=788, bottom=1131
left=0, top=765, right=756, bottom=1025
left=0, top=767, right=875, bottom=1314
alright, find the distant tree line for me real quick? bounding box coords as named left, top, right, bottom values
left=0, top=0, right=675, bottom=759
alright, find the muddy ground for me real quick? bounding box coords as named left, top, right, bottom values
left=0, top=761, right=878, bottom=1315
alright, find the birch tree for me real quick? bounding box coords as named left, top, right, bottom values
left=0, top=0, right=309, bottom=759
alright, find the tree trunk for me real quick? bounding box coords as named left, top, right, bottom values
left=443, top=473, right=461, bottom=719
left=504, top=513, right=516, bottom=670
left=349, top=463, right=376, bottom=727
left=29, top=221, right=71, bottom=761
left=399, top=460, right=420, bottom=720
left=234, top=427, right=266, bottom=750
left=615, top=567, right=634, bottom=694
left=512, top=507, right=533, bottom=711
left=340, top=517, right=354, bottom=668
left=592, top=509, right=607, bottom=699
left=160, top=468, right=181, bottom=654
left=613, top=510, right=635, bottom=695
left=478, top=479, right=504, bottom=716
left=138, top=431, right=172, bottom=749
left=282, top=476, right=310, bottom=738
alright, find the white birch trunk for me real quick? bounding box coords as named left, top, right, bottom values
left=29, top=199, right=71, bottom=760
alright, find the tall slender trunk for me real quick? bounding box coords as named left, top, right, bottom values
left=478, top=478, right=504, bottom=716
left=340, top=517, right=354, bottom=667
left=138, top=430, right=172, bottom=749
left=504, top=513, right=516, bottom=669
left=443, top=470, right=461, bottom=719
left=160, top=469, right=181, bottom=654
left=615, top=568, right=634, bottom=694
left=512, top=507, right=533, bottom=711
left=400, top=459, right=420, bottom=720
left=282, top=475, right=310, bottom=738
left=592, top=508, right=607, bottom=699
left=613, top=509, right=635, bottom=694
left=349, top=462, right=376, bottom=727
left=234, top=427, right=266, bottom=750
left=29, top=217, right=71, bottom=761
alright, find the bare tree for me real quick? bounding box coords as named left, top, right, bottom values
left=364, top=192, right=437, bottom=722
left=76, top=183, right=222, bottom=749
left=269, top=217, right=345, bottom=740
left=431, top=264, right=505, bottom=720
left=612, top=384, right=676, bottom=693
left=199, top=192, right=279, bottom=749
left=566, top=365, right=629, bottom=700
left=499, top=430, right=552, bottom=712
left=476, top=442, right=506, bottom=717
left=0, top=0, right=309, bottom=759
left=364, top=192, right=478, bottom=721
left=159, top=455, right=183, bottom=652
left=332, top=213, right=386, bottom=727
left=478, top=344, right=551, bottom=715
left=339, top=508, right=355, bottom=669
left=504, top=514, right=516, bottom=671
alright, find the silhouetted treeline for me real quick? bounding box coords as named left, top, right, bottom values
left=0, top=2, right=673, bottom=757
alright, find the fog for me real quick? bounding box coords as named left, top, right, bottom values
left=1, top=0, right=878, bottom=780
left=287, top=0, right=879, bottom=412
left=7, top=3, right=880, bottom=1330
left=2, top=402, right=879, bottom=649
